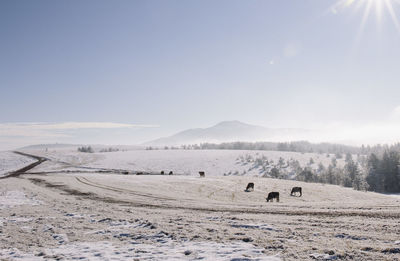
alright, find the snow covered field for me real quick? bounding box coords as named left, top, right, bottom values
left=0, top=151, right=36, bottom=177
left=23, top=148, right=347, bottom=178
left=1, top=149, right=400, bottom=260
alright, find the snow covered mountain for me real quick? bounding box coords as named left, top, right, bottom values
left=145, top=121, right=310, bottom=146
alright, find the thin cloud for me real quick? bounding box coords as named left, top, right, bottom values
left=0, top=122, right=158, bottom=130
left=0, top=122, right=159, bottom=147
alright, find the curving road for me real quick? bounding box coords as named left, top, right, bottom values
left=0, top=151, right=47, bottom=179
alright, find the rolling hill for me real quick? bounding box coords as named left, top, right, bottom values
left=145, top=120, right=311, bottom=146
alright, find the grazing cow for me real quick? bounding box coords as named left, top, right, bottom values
left=199, top=171, right=205, bottom=178
left=245, top=182, right=254, bottom=192
left=169, top=171, right=173, bottom=175
left=161, top=171, right=165, bottom=175
left=266, top=192, right=279, bottom=202
left=290, top=187, right=302, bottom=197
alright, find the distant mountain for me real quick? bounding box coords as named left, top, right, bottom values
left=145, top=121, right=311, bottom=146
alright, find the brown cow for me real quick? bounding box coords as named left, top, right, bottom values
left=245, top=182, right=254, bottom=192
left=266, top=192, right=279, bottom=202
left=290, top=187, right=302, bottom=197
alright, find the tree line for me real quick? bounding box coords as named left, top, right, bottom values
left=187, top=141, right=400, bottom=193
left=182, top=141, right=360, bottom=155
left=291, top=149, right=400, bottom=193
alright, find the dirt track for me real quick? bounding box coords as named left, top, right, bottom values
left=0, top=151, right=47, bottom=179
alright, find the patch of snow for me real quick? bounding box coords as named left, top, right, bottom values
left=0, top=191, right=41, bottom=209
left=310, top=253, right=337, bottom=260
left=7, top=217, right=34, bottom=223
left=386, top=193, right=400, bottom=198
left=0, top=241, right=281, bottom=260
left=0, top=249, right=40, bottom=261
left=230, top=223, right=278, bottom=231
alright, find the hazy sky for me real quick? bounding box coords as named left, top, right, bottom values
left=1, top=0, right=400, bottom=149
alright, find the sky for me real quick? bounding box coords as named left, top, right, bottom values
left=1, top=0, right=400, bottom=149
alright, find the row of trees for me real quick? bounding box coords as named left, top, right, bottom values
left=77, top=146, right=94, bottom=153
left=185, top=141, right=400, bottom=193
left=296, top=154, right=368, bottom=190
left=366, top=151, right=400, bottom=193
left=292, top=150, right=400, bottom=193
left=99, top=147, right=120, bottom=153
left=183, top=141, right=360, bottom=155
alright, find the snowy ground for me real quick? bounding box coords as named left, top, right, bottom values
left=0, top=151, right=36, bottom=177
left=1, top=149, right=400, bottom=260
left=22, top=148, right=348, bottom=178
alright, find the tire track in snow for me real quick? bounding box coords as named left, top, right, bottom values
left=75, top=176, right=179, bottom=202
left=28, top=175, right=400, bottom=219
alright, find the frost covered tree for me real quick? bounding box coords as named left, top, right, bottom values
left=78, top=146, right=94, bottom=153
left=278, top=157, right=285, bottom=167
left=366, top=153, right=383, bottom=192
left=345, top=153, right=352, bottom=163
left=317, top=163, right=326, bottom=182
left=331, top=157, right=337, bottom=168
left=297, top=168, right=316, bottom=183
left=366, top=150, right=400, bottom=193
left=343, top=158, right=358, bottom=187
left=381, top=151, right=400, bottom=193
left=309, top=157, right=315, bottom=165
left=270, top=167, right=280, bottom=178
left=326, top=165, right=335, bottom=184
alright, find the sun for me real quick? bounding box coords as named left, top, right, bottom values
left=331, top=0, right=400, bottom=32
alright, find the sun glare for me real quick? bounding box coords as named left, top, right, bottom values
left=332, top=0, right=400, bottom=32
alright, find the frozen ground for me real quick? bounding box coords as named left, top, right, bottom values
left=22, top=148, right=347, bottom=178
left=1, top=149, right=400, bottom=260
left=0, top=151, right=36, bottom=177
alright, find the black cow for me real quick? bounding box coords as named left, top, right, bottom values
left=266, top=192, right=279, bottom=202
left=245, top=182, right=254, bottom=192
left=199, top=171, right=205, bottom=178
left=160, top=171, right=165, bottom=175
left=290, top=187, right=302, bottom=197
left=169, top=171, right=173, bottom=175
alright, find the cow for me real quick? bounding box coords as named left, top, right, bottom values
left=266, top=192, right=279, bottom=202
left=245, top=182, right=254, bottom=192
left=161, top=171, right=165, bottom=175
left=290, top=187, right=302, bottom=197
left=169, top=171, right=173, bottom=175
left=199, top=171, right=205, bottom=178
